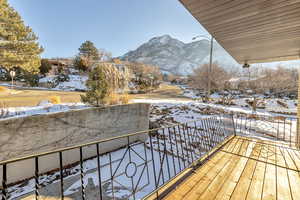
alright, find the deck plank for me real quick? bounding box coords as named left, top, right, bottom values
left=261, top=144, right=277, bottom=200
left=163, top=137, right=241, bottom=199
left=245, top=141, right=268, bottom=200
left=182, top=139, right=249, bottom=199
left=277, top=166, right=292, bottom=200
left=159, top=137, right=300, bottom=200
left=276, top=147, right=293, bottom=200
left=287, top=170, right=300, bottom=200
left=228, top=141, right=260, bottom=200
left=279, top=147, right=298, bottom=171
left=213, top=139, right=259, bottom=200
left=196, top=140, right=253, bottom=200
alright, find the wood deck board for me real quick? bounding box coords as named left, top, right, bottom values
left=181, top=138, right=247, bottom=199
left=195, top=140, right=252, bottom=200
left=228, top=141, right=259, bottom=200
left=165, top=138, right=240, bottom=199
left=161, top=136, right=300, bottom=200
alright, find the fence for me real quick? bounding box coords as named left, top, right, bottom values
left=0, top=114, right=235, bottom=200
left=232, top=113, right=297, bottom=147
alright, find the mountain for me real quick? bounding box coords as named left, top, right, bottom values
left=120, top=35, right=238, bottom=75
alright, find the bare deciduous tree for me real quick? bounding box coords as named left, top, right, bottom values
left=189, top=62, right=230, bottom=92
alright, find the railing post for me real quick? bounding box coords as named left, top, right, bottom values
left=231, top=113, right=237, bottom=136
left=2, top=164, right=7, bottom=200
left=296, top=117, right=300, bottom=149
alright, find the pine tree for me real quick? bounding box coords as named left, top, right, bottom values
left=0, top=0, right=43, bottom=72
left=78, top=41, right=99, bottom=60
left=77, top=41, right=99, bottom=70
left=39, top=59, right=52, bottom=75
left=73, top=55, right=89, bottom=72
left=81, top=65, right=109, bottom=107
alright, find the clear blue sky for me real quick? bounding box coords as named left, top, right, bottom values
left=8, top=0, right=209, bottom=58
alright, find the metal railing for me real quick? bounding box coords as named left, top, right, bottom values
left=0, top=115, right=235, bottom=200
left=232, top=113, right=298, bottom=147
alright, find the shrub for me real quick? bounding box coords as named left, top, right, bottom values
left=23, top=71, right=40, bottom=87
left=81, top=66, right=109, bottom=107
left=104, top=92, right=119, bottom=105
left=0, top=86, right=8, bottom=93
left=39, top=59, right=52, bottom=75
left=119, top=93, right=131, bottom=104
left=49, top=96, right=61, bottom=104
left=73, top=56, right=89, bottom=72
left=56, top=74, right=70, bottom=82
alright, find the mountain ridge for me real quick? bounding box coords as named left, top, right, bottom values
left=120, top=35, right=238, bottom=75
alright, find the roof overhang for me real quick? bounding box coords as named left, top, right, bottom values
left=179, top=0, right=300, bottom=64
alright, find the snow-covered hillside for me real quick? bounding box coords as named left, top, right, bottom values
left=121, top=35, right=238, bottom=75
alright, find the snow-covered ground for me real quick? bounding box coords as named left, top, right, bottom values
left=2, top=84, right=298, bottom=199
left=180, top=85, right=297, bottom=115
left=7, top=113, right=230, bottom=200
left=39, top=75, right=88, bottom=91
left=0, top=102, right=88, bottom=120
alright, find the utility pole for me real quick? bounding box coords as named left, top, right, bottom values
left=208, top=36, right=214, bottom=99
left=192, top=35, right=214, bottom=100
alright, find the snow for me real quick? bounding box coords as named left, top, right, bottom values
left=55, top=75, right=88, bottom=91
left=180, top=86, right=297, bottom=115
left=39, top=75, right=56, bottom=83
left=7, top=115, right=228, bottom=199
left=0, top=103, right=88, bottom=120
left=3, top=85, right=298, bottom=199
left=39, top=75, right=88, bottom=91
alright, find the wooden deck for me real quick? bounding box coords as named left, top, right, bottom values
left=162, top=136, right=300, bottom=200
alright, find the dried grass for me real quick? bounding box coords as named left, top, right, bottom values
left=49, top=96, right=61, bottom=104
left=104, top=93, right=120, bottom=105
left=119, top=93, right=131, bottom=104
left=0, top=86, right=8, bottom=93
left=104, top=93, right=131, bottom=105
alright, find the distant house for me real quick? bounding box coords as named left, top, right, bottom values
left=47, top=59, right=73, bottom=75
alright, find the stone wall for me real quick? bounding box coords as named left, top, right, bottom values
left=0, top=103, right=150, bottom=184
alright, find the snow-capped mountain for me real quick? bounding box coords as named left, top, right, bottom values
left=120, top=35, right=239, bottom=75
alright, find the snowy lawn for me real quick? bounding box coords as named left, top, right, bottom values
left=0, top=102, right=88, bottom=120
left=1, top=85, right=298, bottom=199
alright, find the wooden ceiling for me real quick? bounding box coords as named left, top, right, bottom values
left=179, top=0, right=300, bottom=64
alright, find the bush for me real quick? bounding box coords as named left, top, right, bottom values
left=24, top=72, right=39, bottom=87
left=81, top=66, right=109, bottom=107
left=119, top=93, right=131, bottom=104
left=73, top=56, right=89, bottom=72
left=0, top=86, right=8, bottom=93
left=49, top=96, right=61, bottom=104
left=104, top=93, right=119, bottom=105
left=56, top=74, right=70, bottom=82
left=39, top=59, right=52, bottom=75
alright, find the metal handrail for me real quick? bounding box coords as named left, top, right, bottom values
left=0, top=115, right=235, bottom=200
left=0, top=118, right=214, bottom=165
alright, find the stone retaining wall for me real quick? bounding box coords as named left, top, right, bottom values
left=0, top=103, right=149, bottom=184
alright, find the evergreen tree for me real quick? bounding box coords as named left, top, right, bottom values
left=78, top=41, right=100, bottom=60
left=39, top=59, right=52, bottom=75
left=81, top=66, right=109, bottom=107
left=0, top=0, right=43, bottom=72
left=78, top=41, right=100, bottom=67
left=73, top=55, right=89, bottom=72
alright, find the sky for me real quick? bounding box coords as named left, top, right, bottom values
left=8, top=0, right=209, bottom=58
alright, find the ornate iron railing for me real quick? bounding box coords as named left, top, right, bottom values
left=0, top=114, right=235, bottom=200
left=232, top=113, right=297, bottom=147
